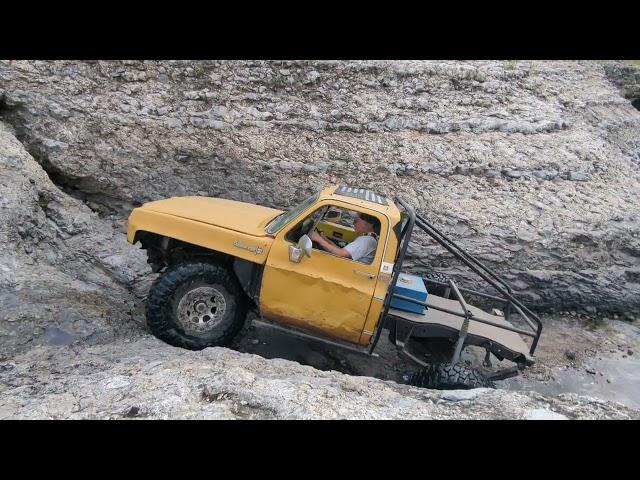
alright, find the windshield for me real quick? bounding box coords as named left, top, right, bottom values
left=265, top=192, right=319, bottom=234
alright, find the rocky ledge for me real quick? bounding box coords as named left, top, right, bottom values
left=1, top=337, right=637, bottom=420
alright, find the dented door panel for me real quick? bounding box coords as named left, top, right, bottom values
left=260, top=201, right=389, bottom=345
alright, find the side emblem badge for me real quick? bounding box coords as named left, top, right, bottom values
left=233, top=240, right=263, bottom=255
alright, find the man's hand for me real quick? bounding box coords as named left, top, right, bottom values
left=308, top=229, right=351, bottom=259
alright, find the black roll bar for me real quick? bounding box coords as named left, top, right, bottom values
left=369, top=197, right=543, bottom=356
left=414, top=213, right=513, bottom=294
left=413, top=212, right=542, bottom=354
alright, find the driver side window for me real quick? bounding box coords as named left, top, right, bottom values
left=286, top=205, right=379, bottom=265
left=285, top=206, right=328, bottom=244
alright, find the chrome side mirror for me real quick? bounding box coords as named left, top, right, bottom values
left=289, top=234, right=312, bottom=263
left=298, top=235, right=312, bottom=257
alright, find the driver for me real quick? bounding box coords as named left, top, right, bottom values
left=309, top=213, right=380, bottom=264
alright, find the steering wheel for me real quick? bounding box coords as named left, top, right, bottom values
left=287, top=218, right=312, bottom=242
left=289, top=207, right=330, bottom=246
left=302, top=206, right=329, bottom=236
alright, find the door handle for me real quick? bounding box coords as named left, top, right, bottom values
left=353, top=269, right=376, bottom=279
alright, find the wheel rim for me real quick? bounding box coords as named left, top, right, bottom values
left=176, top=286, right=227, bottom=334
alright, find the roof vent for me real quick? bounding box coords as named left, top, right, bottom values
left=335, top=186, right=388, bottom=205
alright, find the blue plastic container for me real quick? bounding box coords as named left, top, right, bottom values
left=390, top=273, right=428, bottom=314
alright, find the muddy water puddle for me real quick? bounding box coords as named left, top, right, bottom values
left=499, top=353, right=640, bottom=409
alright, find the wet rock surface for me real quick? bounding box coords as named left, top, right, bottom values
left=1, top=61, right=640, bottom=419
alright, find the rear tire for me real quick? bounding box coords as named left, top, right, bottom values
left=423, top=271, right=451, bottom=296
left=146, top=261, right=247, bottom=350
left=407, top=363, right=493, bottom=390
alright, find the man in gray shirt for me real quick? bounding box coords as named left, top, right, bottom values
left=309, top=213, right=380, bottom=264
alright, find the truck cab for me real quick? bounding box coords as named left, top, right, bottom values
left=258, top=186, right=401, bottom=345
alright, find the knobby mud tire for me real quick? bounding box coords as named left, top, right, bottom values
left=146, top=261, right=247, bottom=350
left=423, top=271, right=451, bottom=296
left=408, top=363, right=493, bottom=390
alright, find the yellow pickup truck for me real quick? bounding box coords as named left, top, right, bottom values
left=127, top=186, right=543, bottom=389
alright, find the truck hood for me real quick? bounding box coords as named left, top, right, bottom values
left=140, top=196, right=283, bottom=237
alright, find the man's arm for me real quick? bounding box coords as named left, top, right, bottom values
left=309, top=230, right=352, bottom=258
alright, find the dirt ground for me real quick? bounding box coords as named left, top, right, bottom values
left=230, top=311, right=640, bottom=410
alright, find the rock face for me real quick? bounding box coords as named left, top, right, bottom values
left=1, top=60, right=639, bottom=314
left=1, top=61, right=639, bottom=419
left=1, top=337, right=637, bottom=420
left=0, top=121, right=149, bottom=357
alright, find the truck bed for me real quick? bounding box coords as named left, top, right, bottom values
left=388, top=294, right=531, bottom=362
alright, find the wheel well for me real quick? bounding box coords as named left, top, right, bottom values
left=135, top=231, right=232, bottom=273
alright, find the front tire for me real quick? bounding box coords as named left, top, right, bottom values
left=146, top=261, right=247, bottom=350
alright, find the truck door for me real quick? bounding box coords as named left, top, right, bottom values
left=259, top=202, right=388, bottom=344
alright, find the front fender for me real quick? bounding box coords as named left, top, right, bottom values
left=127, top=208, right=274, bottom=264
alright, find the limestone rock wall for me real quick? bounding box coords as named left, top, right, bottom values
left=1, top=60, right=639, bottom=313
